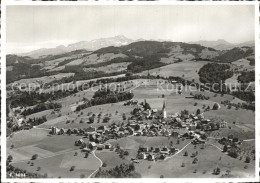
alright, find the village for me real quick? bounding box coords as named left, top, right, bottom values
left=48, top=98, right=232, bottom=163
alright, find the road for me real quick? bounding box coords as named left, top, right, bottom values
left=88, top=150, right=103, bottom=178
left=164, top=141, right=192, bottom=160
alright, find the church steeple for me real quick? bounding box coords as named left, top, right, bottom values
left=162, top=100, right=167, bottom=119
left=162, top=100, right=166, bottom=110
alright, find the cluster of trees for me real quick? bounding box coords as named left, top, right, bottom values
left=214, top=47, right=254, bottom=63
left=95, top=163, right=141, bottom=178
left=237, top=71, right=255, bottom=84
left=192, top=93, right=210, bottom=100
left=22, top=102, right=62, bottom=116
left=221, top=100, right=255, bottom=111
left=127, top=56, right=166, bottom=73
left=76, top=90, right=134, bottom=111
left=7, top=63, right=48, bottom=84
left=25, top=116, right=47, bottom=128
left=11, top=89, right=78, bottom=108
left=199, top=63, right=233, bottom=85
left=232, top=91, right=255, bottom=103
left=247, top=57, right=255, bottom=66
left=6, top=164, right=47, bottom=178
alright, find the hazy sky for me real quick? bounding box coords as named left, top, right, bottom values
left=6, top=5, right=255, bottom=54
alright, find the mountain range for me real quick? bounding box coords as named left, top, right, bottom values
left=189, top=39, right=254, bottom=51
left=20, top=35, right=134, bottom=58
left=18, top=35, right=254, bottom=58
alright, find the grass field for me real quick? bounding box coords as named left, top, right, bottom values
left=10, top=73, right=75, bottom=86
left=140, top=61, right=209, bottom=83
left=135, top=144, right=254, bottom=178
left=11, top=151, right=96, bottom=178
left=232, top=59, right=254, bottom=71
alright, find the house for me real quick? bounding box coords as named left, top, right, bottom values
left=104, top=143, right=112, bottom=149
left=134, top=131, right=142, bottom=136
left=97, top=126, right=107, bottom=133
left=160, top=146, right=170, bottom=154
left=88, top=142, right=97, bottom=149
left=97, top=144, right=105, bottom=150
left=169, top=147, right=176, bottom=153
left=82, top=147, right=91, bottom=153
left=139, top=146, right=149, bottom=152
left=117, top=131, right=125, bottom=137
left=154, top=147, right=160, bottom=153
left=220, top=121, right=227, bottom=128
left=139, top=152, right=147, bottom=159
left=78, top=129, right=85, bottom=135
left=147, top=154, right=156, bottom=161
left=201, top=119, right=211, bottom=124
left=171, top=131, right=179, bottom=137
left=189, top=122, right=197, bottom=131
left=75, top=139, right=85, bottom=146
left=58, top=128, right=65, bottom=135
left=85, top=126, right=96, bottom=134
left=73, top=128, right=79, bottom=134
left=181, top=122, right=187, bottom=128
left=95, top=137, right=103, bottom=144
left=159, top=154, right=166, bottom=160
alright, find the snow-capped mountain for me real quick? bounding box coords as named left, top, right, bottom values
left=20, top=35, right=134, bottom=58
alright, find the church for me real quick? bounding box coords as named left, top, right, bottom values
left=160, top=100, right=167, bottom=119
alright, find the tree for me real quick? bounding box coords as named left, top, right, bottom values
left=196, top=109, right=201, bottom=115
left=37, top=167, right=41, bottom=171
left=85, top=152, right=89, bottom=158
left=102, top=162, right=107, bottom=167
left=10, top=144, right=14, bottom=149
left=31, top=154, right=38, bottom=160
left=80, top=174, right=85, bottom=178
left=226, top=170, right=231, bottom=175
left=213, top=167, right=221, bottom=175
left=89, top=116, right=95, bottom=123
left=245, top=156, right=251, bottom=163
left=184, top=151, right=188, bottom=156
left=212, top=103, right=220, bottom=110
left=70, top=166, right=75, bottom=171
left=122, top=113, right=126, bottom=120
left=7, top=155, right=13, bottom=162
left=192, top=157, right=198, bottom=164
left=160, top=175, right=164, bottom=178
left=223, top=145, right=228, bottom=152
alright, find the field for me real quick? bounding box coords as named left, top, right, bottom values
left=140, top=61, right=209, bottom=83
left=232, top=59, right=254, bottom=71
left=135, top=144, right=254, bottom=178
left=10, top=73, right=74, bottom=86
left=88, top=62, right=131, bottom=73
left=82, top=53, right=127, bottom=66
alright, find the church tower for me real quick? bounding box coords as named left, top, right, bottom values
left=162, top=100, right=167, bottom=119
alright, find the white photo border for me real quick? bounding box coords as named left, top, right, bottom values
left=1, top=0, right=259, bottom=182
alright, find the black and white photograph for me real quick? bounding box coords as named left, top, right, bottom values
left=1, top=1, right=259, bottom=182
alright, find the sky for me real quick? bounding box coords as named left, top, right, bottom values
left=6, top=5, right=255, bottom=54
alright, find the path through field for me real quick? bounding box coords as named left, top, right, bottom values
left=88, top=150, right=103, bottom=178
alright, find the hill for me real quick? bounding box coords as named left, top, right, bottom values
left=190, top=39, right=254, bottom=51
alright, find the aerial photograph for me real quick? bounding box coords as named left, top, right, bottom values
left=3, top=4, right=256, bottom=179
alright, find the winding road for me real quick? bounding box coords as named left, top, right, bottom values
left=87, top=150, right=103, bottom=178
left=165, top=141, right=192, bottom=160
